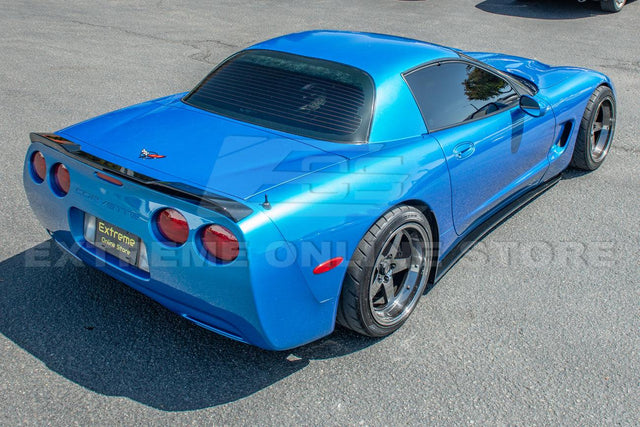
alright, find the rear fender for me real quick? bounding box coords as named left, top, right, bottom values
left=247, top=134, right=454, bottom=304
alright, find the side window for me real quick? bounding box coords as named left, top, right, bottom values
left=405, top=62, right=520, bottom=131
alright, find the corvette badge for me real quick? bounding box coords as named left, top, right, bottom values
left=139, top=148, right=166, bottom=159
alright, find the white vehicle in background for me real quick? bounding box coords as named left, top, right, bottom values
left=579, top=0, right=627, bottom=12
left=521, top=0, right=628, bottom=13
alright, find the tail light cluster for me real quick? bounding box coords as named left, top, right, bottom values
left=202, top=224, right=240, bottom=262
left=30, top=151, right=70, bottom=196
left=154, top=208, right=239, bottom=263
left=52, top=163, right=70, bottom=195
left=31, top=151, right=47, bottom=183
left=30, top=151, right=239, bottom=263
left=156, top=208, right=189, bottom=246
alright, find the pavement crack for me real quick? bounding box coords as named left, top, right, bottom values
left=597, top=58, right=640, bottom=73
left=184, top=39, right=238, bottom=64
left=612, top=144, right=640, bottom=155
left=67, top=19, right=169, bottom=43
left=66, top=19, right=239, bottom=64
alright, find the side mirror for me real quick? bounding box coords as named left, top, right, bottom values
left=520, top=95, right=545, bottom=117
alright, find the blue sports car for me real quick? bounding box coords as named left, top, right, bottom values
left=24, top=31, right=616, bottom=350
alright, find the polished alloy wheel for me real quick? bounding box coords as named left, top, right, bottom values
left=337, top=206, right=433, bottom=337
left=569, top=85, right=615, bottom=171
left=368, top=223, right=429, bottom=326
left=590, top=98, right=614, bottom=162
left=601, top=0, right=626, bottom=12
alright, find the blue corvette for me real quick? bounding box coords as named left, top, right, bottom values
left=24, top=31, right=616, bottom=350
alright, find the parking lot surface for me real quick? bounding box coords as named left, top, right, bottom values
left=1, top=0, right=638, bottom=424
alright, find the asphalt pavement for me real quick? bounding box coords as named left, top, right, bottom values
left=1, top=0, right=638, bottom=424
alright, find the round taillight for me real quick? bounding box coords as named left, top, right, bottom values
left=52, top=163, right=70, bottom=195
left=31, top=151, right=47, bottom=183
left=201, top=224, right=239, bottom=262
left=156, top=208, right=189, bottom=245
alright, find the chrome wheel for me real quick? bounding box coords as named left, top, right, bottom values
left=570, top=85, right=616, bottom=171
left=337, top=205, right=433, bottom=337
left=590, top=98, right=614, bottom=163
left=601, top=0, right=626, bottom=11
left=368, top=223, right=429, bottom=327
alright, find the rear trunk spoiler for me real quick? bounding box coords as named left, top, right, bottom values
left=29, top=132, right=254, bottom=222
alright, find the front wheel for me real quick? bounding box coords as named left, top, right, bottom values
left=336, top=206, right=433, bottom=337
left=600, top=0, right=626, bottom=12
left=570, top=85, right=616, bottom=171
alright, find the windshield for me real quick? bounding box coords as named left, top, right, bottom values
left=183, top=50, right=375, bottom=143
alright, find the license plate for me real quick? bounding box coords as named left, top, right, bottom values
left=88, top=216, right=141, bottom=266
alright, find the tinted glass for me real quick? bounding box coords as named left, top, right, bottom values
left=184, top=50, right=375, bottom=143
left=405, top=62, right=519, bottom=131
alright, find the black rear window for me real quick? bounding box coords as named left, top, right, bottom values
left=183, top=50, right=375, bottom=143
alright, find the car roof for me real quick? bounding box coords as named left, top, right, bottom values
left=247, top=30, right=459, bottom=83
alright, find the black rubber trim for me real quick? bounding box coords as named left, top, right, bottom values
left=402, top=58, right=524, bottom=134
left=434, top=174, right=561, bottom=283
left=29, top=132, right=254, bottom=222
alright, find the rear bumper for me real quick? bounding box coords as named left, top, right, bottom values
left=23, top=138, right=337, bottom=350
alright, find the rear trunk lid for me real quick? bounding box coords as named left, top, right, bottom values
left=58, top=94, right=348, bottom=200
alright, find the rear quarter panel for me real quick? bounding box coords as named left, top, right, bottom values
left=245, top=134, right=454, bottom=305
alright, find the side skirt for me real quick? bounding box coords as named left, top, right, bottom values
left=433, top=174, right=562, bottom=284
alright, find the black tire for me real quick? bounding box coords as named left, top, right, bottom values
left=601, top=0, right=626, bottom=12
left=570, top=85, right=616, bottom=171
left=336, top=206, right=433, bottom=337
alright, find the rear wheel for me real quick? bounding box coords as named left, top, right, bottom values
left=570, top=85, right=616, bottom=171
left=337, top=206, right=433, bottom=337
left=600, top=0, right=626, bottom=12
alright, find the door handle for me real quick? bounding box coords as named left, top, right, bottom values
left=453, top=142, right=475, bottom=159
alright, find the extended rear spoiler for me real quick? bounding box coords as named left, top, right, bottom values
left=29, top=132, right=254, bottom=222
